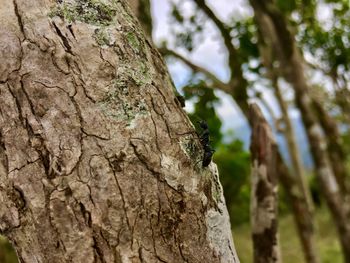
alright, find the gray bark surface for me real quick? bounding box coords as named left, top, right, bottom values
left=0, top=1, right=238, bottom=262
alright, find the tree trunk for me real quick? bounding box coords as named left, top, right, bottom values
left=249, top=104, right=281, bottom=263
left=129, top=0, right=153, bottom=38
left=274, top=79, right=319, bottom=263
left=312, top=98, right=350, bottom=198
left=255, top=23, right=319, bottom=263
left=249, top=1, right=350, bottom=261
left=334, top=86, right=350, bottom=125
left=260, top=75, right=319, bottom=263
left=273, top=77, right=314, bottom=212
left=0, top=1, right=239, bottom=262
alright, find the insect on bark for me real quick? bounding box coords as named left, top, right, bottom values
left=198, top=120, right=215, bottom=167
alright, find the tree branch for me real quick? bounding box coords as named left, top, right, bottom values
left=192, top=0, right=244, bottom=86
left=159, top=47, right=231, bottom=93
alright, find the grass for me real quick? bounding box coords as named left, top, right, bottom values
left=232, top=207, right=342, bottom=263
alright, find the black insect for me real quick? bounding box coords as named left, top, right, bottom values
left=175, top=95, right=186, bottom=108
left=202, top=144, right=215, bottom=167
left=198, top=120, right=215, bottom=167
left=198, top=121, right=210, bottom=146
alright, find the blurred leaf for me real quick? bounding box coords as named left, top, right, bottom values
left=171, top=5, right=184, bottom=23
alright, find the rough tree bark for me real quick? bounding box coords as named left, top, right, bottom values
left=249, top=0, right=350, bottom=261
left=0, top=0, right=239, bottom=262
left=249, top=103, right=280, bottom=263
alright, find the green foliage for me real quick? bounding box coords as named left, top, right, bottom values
left=0, top=236, right=18, bottom=263
left=183, top=81, right=223, bottom=148
left=230, top=19, right=260, bottom=73
left=214, top=139, right=251, bottom=225
left=295, top=0, right=350, bottom=75
left=171, top=4, right=184, bottom=23
left=276, top=0, right=297, bottom=13
left=341, top=131, right=350, bottom=157
left=169, top=4, right=205, bottom=51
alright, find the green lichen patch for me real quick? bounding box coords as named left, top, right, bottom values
left=115, top=63, right=152, bottom=88
left=133, top=62, right=151, bottom=86
left=98, top=84, right=148, bottom=124
left=180, top=136, right=201, bottom=162
left=126, top=32, right=141, bottom=51
left=49, top=0, right=117, bottom=26
left=94, top=28, right=112, bottom=46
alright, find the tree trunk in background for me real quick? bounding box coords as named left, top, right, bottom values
left=312, top=98, right=350, bottom=198
left=273, top=76, right=319, bottom=263
left=250, top=104, right=281, bottom=263
left=329, top=73, right=350, bottom=125
left=0, top=1, right=239, bottom=262
left=273, top=77, right=314, bottom=212
left=129, top=0, right=153, bottom=38
left=257, top=27, right=318, bottom=263
left=238, top=85, right=319, bottom=263
left=249, top=1, right=350, bottom=261
left=278, top=155, right=320, bottom=263
left=335, top=88, right=350, bottom=124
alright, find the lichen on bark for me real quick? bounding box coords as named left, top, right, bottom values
left=49, top=0, right=118, bottom=26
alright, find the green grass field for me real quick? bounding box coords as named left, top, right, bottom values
left=233, top=207, right=342, bottom=263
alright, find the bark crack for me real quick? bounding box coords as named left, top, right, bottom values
left=8, top=157, right=40, bottom=174
left=0, top=132, right=9, bottom=174
left=148, top=216, right=168, bottom=263
left=13, top=0, right=25, bottom=37
left=92, top=236, right=106, bottom=263
left=105, top=156, right=132, bottom=234
left=33, top=80, right=73, bottom=97
left=6, top=83, right=25, bottom=125
left=52, top=22, right=74, bottom=56
left=130, top=138, right=161, bottom=177
left=12, top=185, right=26, bottom=211
left=149, top=111, right=162, bottom=154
